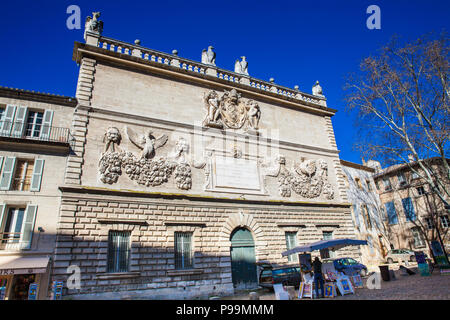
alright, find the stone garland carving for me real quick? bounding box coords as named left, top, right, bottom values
left=203, top=89, right=261, bottom=132
left=98, top=127, right=193, bottom=190
left=264, top=156, right=335, bottom=199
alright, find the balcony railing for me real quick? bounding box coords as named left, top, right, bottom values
left=96, top=36, right=327, bottom=107
left=0, top=120, right=73, bottom=144
left=0, top=232, right=21, bottom=250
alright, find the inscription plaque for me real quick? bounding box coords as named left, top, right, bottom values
left=214, top=156, right=261, bottom=190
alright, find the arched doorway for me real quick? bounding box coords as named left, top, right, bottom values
left=230, top=227, right=257, bottom=289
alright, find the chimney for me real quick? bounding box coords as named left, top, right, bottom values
left=366, top=160, right=382, bottom=173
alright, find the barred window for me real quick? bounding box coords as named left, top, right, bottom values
left=424, top=217, right=434, bottom=230
left=175, top=232, right=193, bottom=270
left=411, top=227, right=425, bottom=248
left=285, top=232, right=298, bottom=262
left=107, top=231, right=130, bottom=273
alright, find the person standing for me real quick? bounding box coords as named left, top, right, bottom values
left=313, top=257, right=325, bottom=298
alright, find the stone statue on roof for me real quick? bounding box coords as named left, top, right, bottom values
left=202, top=46, right=216, bottom=66
left=84, top=12, right=103, bottom=40
left=234, top=56, right=249, bottom=75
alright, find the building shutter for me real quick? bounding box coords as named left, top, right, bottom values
left=0, top=157, right=17, bottom=190
left=30, top=159, right=45, bottom=191
left=11, top=106, right=27, bottom=138
left=0, top=156, right=3, bottom=175
left=0, top=105, right=16, bottom=136
left=19, top=205, right=37, bottom=250
left=385, top=202, right=398, bottom=225
left=40, top=110, right=54, bottom=140
left=402, top=197, right=416, bottom=221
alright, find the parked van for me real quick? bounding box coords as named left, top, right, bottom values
left=258, top=264, right=302, bottom=289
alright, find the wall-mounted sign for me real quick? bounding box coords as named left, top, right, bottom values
left=0, top=268, right=46, bottom=276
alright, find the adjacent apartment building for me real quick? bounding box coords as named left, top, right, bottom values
left=340, top=160, right=389, bottom=271
left=0, top=87, right=76, bottom=299
left=372, top=157, right=450, bottom=261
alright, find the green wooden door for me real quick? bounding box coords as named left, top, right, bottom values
left=230, top=228, right=257, bottom=289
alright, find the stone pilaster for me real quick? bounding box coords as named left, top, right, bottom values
left=323, top=116, right=349, bottom=202
left=64, top=57, right=95, bottom=185
left=324, top=116, right=338, bottom=151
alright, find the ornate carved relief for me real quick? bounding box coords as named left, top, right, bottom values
left=98, top=128, right=193, bottom=190
left=263, top=156, right=335, bottom=199
left=202, top=89, right=261, bottom=132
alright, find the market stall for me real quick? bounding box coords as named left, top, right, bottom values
left=281, top=238, right=367, bottom=299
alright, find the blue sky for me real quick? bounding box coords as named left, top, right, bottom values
left=0, top=0, right=449, bottom=164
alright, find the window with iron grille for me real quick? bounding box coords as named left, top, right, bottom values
left=322, top=231, right=335, bottom=258
left=107, top=231, right=130, bottom=273
left=285, top=232, right=298, bottom=262
left=411, top=227, right=425, bottom=248
left=424, top=217, right=434, bottom=230
left=383, top=178, right=392, bottom=191
left=416, top=186, right=425, bottom=196
left=397, top=173, right=407, bottom=186
left=175, top=232, right=193, bottom=270
left=366, top=179, right=372, bottom=192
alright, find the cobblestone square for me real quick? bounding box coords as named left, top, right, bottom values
left=222, top=267, right=450, bottom=300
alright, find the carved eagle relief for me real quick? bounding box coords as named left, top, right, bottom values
left=125, top=126, right=168, bottom=159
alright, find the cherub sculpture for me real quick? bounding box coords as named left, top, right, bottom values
left=246, top=99, right=261, bottom=130
left=125, top=126, right=168, bottom=159
left=203, top=90, right=221, bottom=125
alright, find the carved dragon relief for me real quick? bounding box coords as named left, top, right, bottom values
left=98, top=127, right=194, bottom=190
left=263, top=155, right=335, bottom=199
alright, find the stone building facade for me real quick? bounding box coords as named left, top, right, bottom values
left=340, top=160, right=389, bottom=271
left=1, top=13, right=358, bottom=299
left=0, top=87, right=76, bottom=299
left=373, top=158, right=450, bottom=261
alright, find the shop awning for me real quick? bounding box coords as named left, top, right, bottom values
left=0, top=256, right=50, bottom=275
left=281, top=238, right=368, bottom=256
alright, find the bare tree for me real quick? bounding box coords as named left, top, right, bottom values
left=345, top=33, right=449, bottom=263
